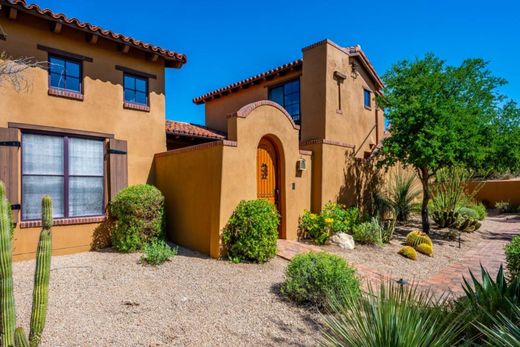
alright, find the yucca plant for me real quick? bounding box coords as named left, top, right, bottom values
left=456, top=265, right=520, bottom=343
left=380, top=171, right=421, bottom=222
left=476, top=303, right=520, bottom=347
left=320, top=281, right=468, bottom=347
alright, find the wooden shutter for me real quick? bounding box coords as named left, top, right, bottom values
left=108, top=139, right=128, bottom=199
left=0, top=128, right=20, bottom=222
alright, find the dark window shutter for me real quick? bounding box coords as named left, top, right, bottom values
left=108, top=139, right=128, bottom=199
left=0, top=128, right=20, bottom=222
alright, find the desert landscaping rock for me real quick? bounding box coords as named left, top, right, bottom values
left=330, top=233, right=355, bottom=249
left=13, top=249, right=321, bottom=347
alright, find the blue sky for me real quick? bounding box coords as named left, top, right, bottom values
left=34, top=0, right=520, bottom=125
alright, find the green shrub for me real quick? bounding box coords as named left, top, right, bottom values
left=281, top=252, right=360, bottom=307
left=455, top=265, right=520, bottom=343
left=322, top=281, right=468, bottom=347
left=496, top=201, right=517, bottom=214
left=458, top=206, right=479, bottom=219
left=466, top=201, right=487, bottom=220
left=222, top=200, right=279, bottom=263
left=299, top=211, right=330, bottom=245
left=505, top=235, right=520, bottom=279
left=352, top=218, right=383, bottom=245
left=140, top=240, right=177, bottom=265
left=477, top=305, right=520, bottom=347
left=110, top=184, right=165, bottom=252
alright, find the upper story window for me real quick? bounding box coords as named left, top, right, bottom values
left=21, top=133, right=104, bottom=220
left=268, top=79, right=301, bottom=123
left=124, top=73, right=148, bottom=106
left=48, top=55, right=82, bottom=93
left=364, top=89, right=372, bottom=109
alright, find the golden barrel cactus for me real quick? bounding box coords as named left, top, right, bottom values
left=416, top=243, right=433, bottom=257
left=405, top=230, right=432, bottom=247
left=398, top=246, right=417, bottom=260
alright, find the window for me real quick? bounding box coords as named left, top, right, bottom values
left=124, top=73, right=148, bottom=105
left=268, top=79, right=301, bottom=123
left=364, top=89, right=372, bottom=108
left=48, top=55, right=82, bottom=93
left=22, top=133, right=104, bottom=220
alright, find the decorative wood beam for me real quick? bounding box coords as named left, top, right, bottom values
left=118, top=44, right=130, bottom=54
left=8, top=7, right=17, bottom=20
left=86, top=33, right=98, bottom=45
left=50, top=21, right=62, bottom=34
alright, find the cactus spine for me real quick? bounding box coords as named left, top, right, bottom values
left=28, top=196, right=52, bottom=347
left=0, top=182, right=16, bottom=346
left=0, top=181, right=52, bottom=347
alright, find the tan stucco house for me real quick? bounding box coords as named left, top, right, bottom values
left=0, top=0, right=186, bottom=260
left=156, top=39, right=385, bottom=258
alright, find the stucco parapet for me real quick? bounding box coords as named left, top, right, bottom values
left=155, top=140, right=236, bottom=158
left=227, top=100, right=300, bottom=130
left=300, top=138, right=356, bottom=149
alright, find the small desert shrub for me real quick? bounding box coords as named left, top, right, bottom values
left=405, top=230, right=432, bottom=247
left=398, top=246, right=417, bottom=260
left=505, top=235, right=520, bottom=279
left=416, top=243, right=433, bottom=257
left=352, top=218, right=383, bottom=245
left=281, top=252, right=360, bottom=307
left=299, top=203, right=360, bottom=245
left=110, top=184, right=165, bottom=252
left=222, top=199, right=279, bottom=263
left=458, top=206, right=479, bottom=219
left=141, top=240, right=177, bottom=265
left=385, top=171, right=421, bottom=222
left=466, top=201, right=487, bottom=220
left=496, top=201, right=517, bottom=214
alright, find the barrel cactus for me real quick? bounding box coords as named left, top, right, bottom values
left=455, top=215, right=481, bottom=233
left=416, top=243, right=433, bottom=257
left=0, top=181, right=52, bottom=347
left=405, top=230, right=432, bottom=247
left=432, top=210, right=459, bottom=228
left=398, top=246, right=417, bottom=260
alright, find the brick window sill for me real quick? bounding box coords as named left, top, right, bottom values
left=48, top=88, right=84, bottom=101
left=19, top=215, right=105, bottom=229
left=124, top=102, right=150, bottom=112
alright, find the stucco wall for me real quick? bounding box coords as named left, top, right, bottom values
left=154, top=143, right=224, bottom=257
left=468, top=179, right=520, bottom=207
left=222, top=102, right=312, bottom=242
left=0, top=14, right=169, bottom=260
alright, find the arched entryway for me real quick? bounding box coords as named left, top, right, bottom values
left=257, top=137, right=284, bottom=238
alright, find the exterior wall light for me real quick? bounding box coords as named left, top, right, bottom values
left=297, top=158, right=306, bottom=171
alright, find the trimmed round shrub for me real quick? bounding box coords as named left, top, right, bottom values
left=281, top=252, right=360, bottom=307
left=505, top=235, right=520, bottom=278
left=110, top=184, right=165, bottom=252
left=416, top=243, right=433, bottom=257
left=222, top=199, right=279, bottom=263
left=405, top=230, right=432, bottom=247
left=398, top=246, right=417, bottom=260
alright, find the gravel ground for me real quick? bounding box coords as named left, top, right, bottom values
left=12, top=249, right=321, bottom=347
left=321, top=215, right=496, bottom=281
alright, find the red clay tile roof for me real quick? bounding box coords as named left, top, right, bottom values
left=193, top=59, right=303, bottom=104
left=165, top=120, right=225, bottom=140
left=3, top=0, right=186, bottom=67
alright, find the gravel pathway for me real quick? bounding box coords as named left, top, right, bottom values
left=12, top=249, right=321, bottom=346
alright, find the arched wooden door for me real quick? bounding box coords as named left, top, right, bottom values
left=257, top=138, right=279, bottom=210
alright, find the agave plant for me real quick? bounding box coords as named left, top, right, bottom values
left=456, top=265, right=520, bottom=343
left=320, top=281, right=468, bottom=347
left=477, top=303, right=520, bottom=347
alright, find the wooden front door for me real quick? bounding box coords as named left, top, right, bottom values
left=257, top=139, right=278, bottom=207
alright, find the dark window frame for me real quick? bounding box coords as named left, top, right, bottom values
left=47, top=54, right=83, bottom=94
left=364, top=88, right=372, bottom=109
left=123, top=72, right=149, bottom=106
left=21, top=131, right=106, bottom=221
left=268, top=78, right=301, bottom=124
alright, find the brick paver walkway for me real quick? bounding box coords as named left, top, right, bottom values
left=277, top=214, right=520, bottom=295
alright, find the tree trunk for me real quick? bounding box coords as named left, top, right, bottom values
left=418, top=168, right=431, bottom=234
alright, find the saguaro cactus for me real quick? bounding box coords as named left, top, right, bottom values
left=0, top=181, right=52, bottom=347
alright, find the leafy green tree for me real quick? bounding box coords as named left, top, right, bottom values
left=489, top=100, right=520, bottom=176
left=377, top=54, right=508, bottom=233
